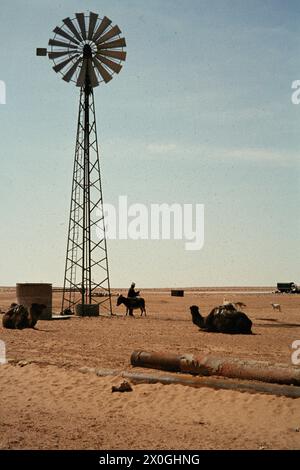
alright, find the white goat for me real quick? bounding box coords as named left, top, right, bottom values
left=271, top=303, right=281, bottom=312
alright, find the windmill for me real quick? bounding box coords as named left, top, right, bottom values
left=37, top=12, right=126, bottom=316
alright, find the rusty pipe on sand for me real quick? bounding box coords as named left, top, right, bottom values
left=131, top=350, right=300, bottom=386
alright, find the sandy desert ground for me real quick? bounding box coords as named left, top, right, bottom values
left=0, top=287, right=300, bottom=450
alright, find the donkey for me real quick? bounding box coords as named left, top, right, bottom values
left=116, top=295, right=146, bottom=317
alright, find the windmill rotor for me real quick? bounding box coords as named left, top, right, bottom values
left=38, top=11, right=127, bottom=87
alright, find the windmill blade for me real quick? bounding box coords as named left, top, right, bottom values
left=87, top=61, right=99, bottom=87
left=93, top=16, right=112, bottom=42
left=53, top=55, right=79, bottom=73
left=62, top=57, right=82, bottom=82
left=88, top=12, right=98, bottom=40
left=97, top=49, right=127, bottom=61
left=76, top=58, right=88, bottom=86
left=96, top=25, right=121, bottom=45
left=96, top=55, right=122, bottom=74
left=93, top=58, right=113, bottom=83
left=63, top=17, right=83, bottom=43
left=49, top=50, right=74, bottom=59
left=98, top=38, right=126, bottom=50
left=75, top=13, right=86, bottom=40
left=49, top=38, right=78, bottom=49
left=53, top=26, right=80, bottom=45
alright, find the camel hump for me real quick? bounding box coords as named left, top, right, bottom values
left=2, top=304, right=29, bottom=329
left=9, top=304, right=28, bottom=316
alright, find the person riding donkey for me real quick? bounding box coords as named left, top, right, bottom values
left=117, top=282, right=146, bottom=317
left=118, top=282, right=145, bottom=317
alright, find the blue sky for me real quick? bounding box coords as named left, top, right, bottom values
left=0, top=0, right=299, bottom=287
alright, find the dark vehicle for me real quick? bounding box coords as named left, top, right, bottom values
left=276, top=282, right=300, bottom=294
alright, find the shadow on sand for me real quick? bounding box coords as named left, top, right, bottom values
left=256, top=318, right=300, bottom=329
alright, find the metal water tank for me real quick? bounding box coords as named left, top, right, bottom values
left=16, top=283, right=52, bottom=320
left=75, top=304, right=99, bottom=317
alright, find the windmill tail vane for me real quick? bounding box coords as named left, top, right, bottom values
left=37, top=12, right=127, bottom=316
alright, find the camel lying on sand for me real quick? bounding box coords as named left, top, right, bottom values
left=2, top=303, right=46, bottom=329
left=189, top=304, right=252, bottom=335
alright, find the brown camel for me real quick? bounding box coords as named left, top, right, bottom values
left=189, top=304, right=252, bottom=335
left=2, top=303, right=47, bottom=329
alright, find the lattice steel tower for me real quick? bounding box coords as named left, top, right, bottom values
left=37, top=12, right=126, bottom=315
